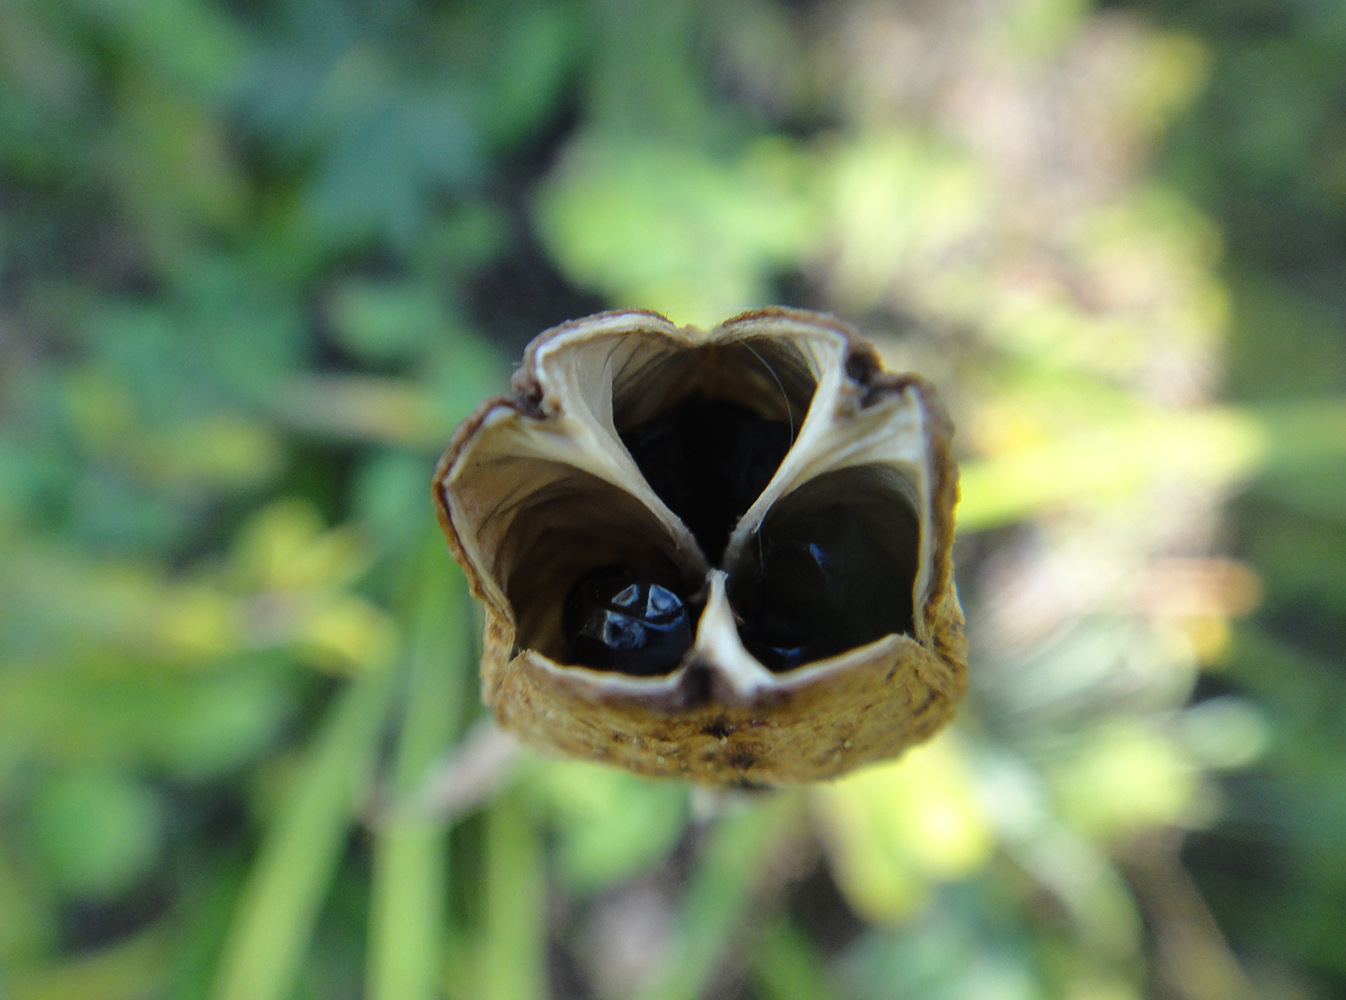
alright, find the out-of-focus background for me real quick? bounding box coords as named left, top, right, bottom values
left=2, top=0, right=1344, bottom=997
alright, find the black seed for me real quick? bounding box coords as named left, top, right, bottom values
left=621, top=394, right=794, bottom=563
left=732, top=492, right=918, bottom=672
left=563, top=569, right=693, bottom=676
left=623, top=422, right=697, bottom=530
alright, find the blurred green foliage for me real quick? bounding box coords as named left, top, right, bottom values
left=1120, top=0, right=1346, bottom=992
left=0, top=0, right=1343, bottom=998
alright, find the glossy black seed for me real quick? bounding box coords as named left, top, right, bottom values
left=563, top=570, right=693, bottom=676
left=623, top=422, right=697, bottom=533
left=735, top=539, right=832, bottom=669
left=621, top=394, right=794, bottom=563
left=732, top=497, right=917, bottom=672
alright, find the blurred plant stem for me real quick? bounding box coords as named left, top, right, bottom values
left=367, top=547, right=471, bottom=1000
left=209, top=654, right=396, bottom=1000
left=750, top=918, right=840, bottom=1000
left=637, top=792, right=797, bottom=1000
left=481, top=786, right=548, bottom=1000
left=1121, top=830, right=1258, bottom=1000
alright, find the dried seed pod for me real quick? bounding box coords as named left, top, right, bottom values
left=432, top=308, right=966, bottom=785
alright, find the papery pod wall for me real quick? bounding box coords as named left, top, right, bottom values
left=434, top=307, right=966, bottom=784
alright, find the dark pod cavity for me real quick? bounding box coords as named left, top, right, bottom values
left=563, top=569, right=694, bottom=675
left=621, top=394, right=793, bottom=563
left=731, top=479, right=920, bottom=672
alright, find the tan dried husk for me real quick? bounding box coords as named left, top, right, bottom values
left=433, top=308, right=966, bottom=785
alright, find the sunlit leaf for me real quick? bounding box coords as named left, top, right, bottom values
left=27, top=770, right=165, bottom=899
left=813, top=734, right=994, bottom=923
left=536, top=135, right=817, bottom=326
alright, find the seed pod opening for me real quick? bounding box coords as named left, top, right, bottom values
left=728, top=464, right=921, bottom=672
left=434, top=308, right=966, bottom=785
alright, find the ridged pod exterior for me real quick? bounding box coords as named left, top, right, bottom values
left=433, top=308, right=966, bottom=785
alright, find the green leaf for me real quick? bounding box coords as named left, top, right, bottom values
left=27, top=770, right=165, bottom=900
left=328, top=280, right=446, bottom=365
left=535, top=135, right=817, bottom=326
left=751, top=920, right=841, bottom=1000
